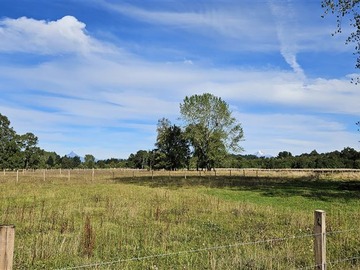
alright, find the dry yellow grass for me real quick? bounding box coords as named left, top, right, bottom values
left=0, top=169, right=359, bottom=269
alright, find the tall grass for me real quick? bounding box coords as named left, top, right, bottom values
left=0, top=169, right=359, bottom=269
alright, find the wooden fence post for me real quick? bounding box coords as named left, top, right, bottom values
left=314, top=210, right=326, bottom=270
left=0, top=225, right=15, bottom=270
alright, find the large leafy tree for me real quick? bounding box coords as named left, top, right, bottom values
left=84, top=154, right=96, bottom=169
left=0, top=114, right=22, bottom=169
left=180, top=93, right=244, bottom=170
left=19, top=132, right=41, bottom=169
left=155, top=118, right=190, bottom=170
left=127, top=150, right=149, bottom=169
left=61, top=155, right=81, bottom=169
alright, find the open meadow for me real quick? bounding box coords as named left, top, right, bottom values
left=1, top=169, right=360, bottom=269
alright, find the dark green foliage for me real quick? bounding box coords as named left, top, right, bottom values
left=0, top=113, right=19, bottom=169
left=0, top=114, right=43, bottom=169
left=155, top=118, right=190, bottom=170
left=84, top=154, right=96, bottom=169
left=96, top=158, right=127, bottom=168
left=60, top=156, right=81, bottom=169
left=225, top=147, right=360, bottom=169
left=19, top=132, right=41, bottom=169
left=127, top=150, right=150, bottom=169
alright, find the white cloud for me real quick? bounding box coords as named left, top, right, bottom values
left=98, top=1, right=278, bottom=51
left=268, top=0, right=306, bottom=79
left=238, top=112, right=357, bottom=156
left=0, top=14, right=359, bottom=159
left=96, top=0, right=351, bottom=56
left=0, top=16, right=113, bottom=55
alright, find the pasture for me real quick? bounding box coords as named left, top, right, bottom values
left=1, top=169, right=360, bottom=269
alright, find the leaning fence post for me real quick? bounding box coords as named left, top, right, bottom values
left=0, top=225, right=15, bottom=270
left=314, top=210, right=326, bottom=270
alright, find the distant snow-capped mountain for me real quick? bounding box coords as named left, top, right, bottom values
left=254, top=150, right=273, bottom=158
left=66, top=151, right=85, bottom=162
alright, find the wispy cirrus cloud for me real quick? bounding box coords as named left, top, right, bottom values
left=268, top=0, right=306, bottom=79
left=96, top=0, right=279, bottom=51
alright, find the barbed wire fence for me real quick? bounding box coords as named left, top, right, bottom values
left=55, top=228, right=360, bottom=270
left=1, top=211, right=360, bottom=269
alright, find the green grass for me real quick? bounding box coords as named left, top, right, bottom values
left=0, top=170, right=360, bottom=269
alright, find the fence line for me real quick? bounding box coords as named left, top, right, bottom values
left=2, top=212, right=360, bottom=269
left=2, top=167, right=360, bottom=184
left=55, top=226, right=360, bottom=270
left=56, top=233, right=317, bottom=270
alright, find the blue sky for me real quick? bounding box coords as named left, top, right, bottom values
left=0, top=0, right=359, bottom=159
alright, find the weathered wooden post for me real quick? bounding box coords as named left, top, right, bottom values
left=16, top=170, right=18, bottom=183
left=314, top=210, right=326, bottom=270
left=0, top=225, right=15, bottom=270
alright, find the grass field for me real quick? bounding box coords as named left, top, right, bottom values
left=1, top=169, right=360, bottom=269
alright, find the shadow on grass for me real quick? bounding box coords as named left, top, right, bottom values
left=113, top=175, right=360, bottom=202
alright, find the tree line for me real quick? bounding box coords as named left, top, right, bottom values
left=1, top=93, right=359, bottom=170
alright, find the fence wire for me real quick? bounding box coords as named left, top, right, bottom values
left=56, top=233, right=316, bottom=270
left=55, top=229, right=360, bottom=270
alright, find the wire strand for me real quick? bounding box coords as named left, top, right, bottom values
left=56, top=230, right=360, bottom=269
left=56, top=233, right=316, bottom=270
